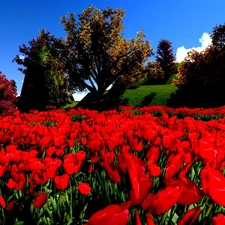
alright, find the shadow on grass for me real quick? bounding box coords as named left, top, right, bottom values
left=137, top=92, right=156, bottom=107
left=75, top=87, right=129, bottom=111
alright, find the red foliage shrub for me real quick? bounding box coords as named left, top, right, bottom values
left=0, top=72, right=18, bottom=116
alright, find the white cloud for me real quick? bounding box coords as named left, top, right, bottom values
left=176, top=32, right=212, bottom=63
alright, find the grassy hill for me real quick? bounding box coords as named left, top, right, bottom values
left=63, top=84, right=178, bottom=109
left=63, top=72, right=179, bottom=109
left=120, top=84, right=178, bottom=107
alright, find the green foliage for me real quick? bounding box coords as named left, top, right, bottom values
left=210, top=22, right=225, bottom=50
left=58, top=5, right=152, bottom=108
left=169, top=23, right=225, bottom=108
left=155, top=39, right=176, bottom=83
left=166, top=74, right=178, bottom=85
left=119, top=85, right=177, bottom=107
left=142, top=61, right=165, bottom=85
left=14, top=30, right=73, bottom=112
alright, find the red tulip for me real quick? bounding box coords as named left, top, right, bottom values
left=127, top=129, right=140, bottom=150
left=54, top=174, right=70, bottom=190
left=33, top=192, right=48, bottom=208
left=88, top=132, right=104, bottom=152
left=163, top=177, right=203, bottom=205
left=5, top=200, right=16, bottom=211
left=0, top=195, right=5, bottom=208
left=141, top=193, right=154, bottom=210
left=43, top=157, right=62, bottom=179
left=85, top=201, right=131, bottom=225
left=146, top=213, right=156, bottom=225
left=147, top=162, right=162, bottom=177
left=26, top=158, right=45, bottom=171
left=149, top=186, right=181, bottom=215
left=178, top=206, right=201, bottom=225
left=101, top=162, right=121, bottom=183
left=78, top=182, right=91, bottom=195
left=178, top=162, right=193, bottom=178
left=212, top=214, right=225, bottom=225
left=118, top=152, right=147, bottom=199
left=101, top=150, right=115, bottom=164
left=0, top=164, right=7, bottom=177
left=31, top=170, right=47, bottom=185
left=6, top=178, right=26, bottom=190
left=129, top=178, right=153, bottom=206
left=162, top=133, right=177, bottom=149
left=200, top=165, right=225, bottom=206
left=165, top=153, right=184, bottom=179
left=145, top=145, right=160, bottom=163
left=63, top=151, right=86, bottom=175
left=135, top=209, right=142, bottom=225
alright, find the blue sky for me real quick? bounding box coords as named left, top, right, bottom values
left=1, top=0, right=225, bottom=100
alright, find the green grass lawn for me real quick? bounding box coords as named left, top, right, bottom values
left=120, top=85, right=178, bottom=107
left=63, top=84, right=178, bottom=109
left=62, top=101, right=79, bottom=108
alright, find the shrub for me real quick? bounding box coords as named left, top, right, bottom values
left=0, top=72, right=18, bottom=116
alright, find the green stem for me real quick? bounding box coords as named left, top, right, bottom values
left=160, top=212, right=168, bottom=225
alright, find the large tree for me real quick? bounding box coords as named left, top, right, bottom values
left=14, top=30, right=73, bottom=112
left=58, top=6, right=152, bottom=105
left=169, top=45, right=225, bottom=107
left=155, top=39, right=175, bottom=83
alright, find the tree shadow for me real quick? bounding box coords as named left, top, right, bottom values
left=75, top=86, right=129, bottom=111
left=138, top=92, right=156, bottom=107
left=167, top=85, right=225, bottom=108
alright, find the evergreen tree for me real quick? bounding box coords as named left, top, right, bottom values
left=156, top=39, right=175, bottom=83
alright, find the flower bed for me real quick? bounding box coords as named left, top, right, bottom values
left=0, top=106, right=225, bottom=224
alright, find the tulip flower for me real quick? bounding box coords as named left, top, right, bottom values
left=6, top=178, right=26, bottom=190
left=63, top=151, right=86, bottom=175
left=101, top=162, right=121, bottom=183
left=146, top=213, right=156, bottom=225
left=148, top=186, right=181, bottom=215
left=135, top=209, right=142, bottom=225
left=5, top=200, right=16, bottom=211
left=85, top=201, right=130, bottom=225
left=118, top=152, right=147, bottom=199
left=147, top=162, right=162, bottom=177
left=163, top=177, right=203, bottom=205
left=200, top=165, right=225, bottom=206
left=78, top=182, right=91, bottom=195
left=178, top=206, right=201, bottom=225
left=145, top=145, right=160, bottom=163
left=141, top=193, right=154, bottom=210
left=33, top=192, right=48, bottom=208
left=0, top=195, right=5, bottom=208
left=54, top=174, right=70, bottom=190
left=0, top=164, right=7, bottom=177
left=165, top=153, right=184, bottom=179
left=212, top=214, right=225, bottom=225
left=129, top=178, right=153, bottom=206
left=127, top=129, right=140, bottom=150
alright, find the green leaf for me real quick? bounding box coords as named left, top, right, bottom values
left=14, top=222, right=25, bottom=225
left=50, top=196, right=57, bottom=212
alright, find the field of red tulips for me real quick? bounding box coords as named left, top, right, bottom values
left=1, top=106, right=225, bottom=224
